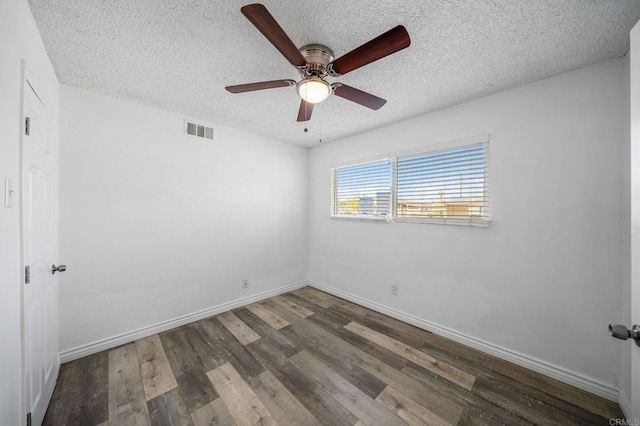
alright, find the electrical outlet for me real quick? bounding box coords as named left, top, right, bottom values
left=242, top=279, right=249, bottom=289
left=391, top=284, right=398, bottom=295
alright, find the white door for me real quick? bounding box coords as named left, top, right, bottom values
left=22, top=72, right=59, bottom=426
left=631, top=21, right=640, bottom=421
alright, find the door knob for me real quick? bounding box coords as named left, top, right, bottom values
left=52, top=264, right=66, bottom=275
left=609, top=324, right=640, bottom=346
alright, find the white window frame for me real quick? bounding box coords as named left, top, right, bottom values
left=330, top=135, right=491, bottom=227
left=330, top=157, right=393, bottom=222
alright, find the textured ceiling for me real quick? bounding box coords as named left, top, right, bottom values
left=28, top=0, right=640, bottom=147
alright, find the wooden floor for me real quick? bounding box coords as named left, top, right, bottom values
left=44, top=287, right=622, bottom=425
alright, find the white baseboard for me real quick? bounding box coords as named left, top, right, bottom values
left=618, top=389, right=633, bottom=420
left=309, top=280, right=620, bottom=403
left=60, top=280, right=308, bottom=363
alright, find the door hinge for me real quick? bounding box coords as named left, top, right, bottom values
left=25, top=265, right=30, bottom=284
left=25, top=117, right=30, bottom=136
left=26, top=412, right=31, bottom=426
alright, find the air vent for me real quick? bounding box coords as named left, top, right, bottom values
left=185, top=120, right=214, bottom=140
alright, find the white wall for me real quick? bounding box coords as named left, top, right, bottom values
left=0, top=0, right=59, bottom=423
left=58, top=85, right=308, bottom=353
left=308, top=58, right=627, bottom=392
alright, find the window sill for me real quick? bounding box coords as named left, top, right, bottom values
left=330, top=215, right=391, bottom=223
left=330, top=215, right=491, bottom=227
left=394, top=217, right=491, bottom=227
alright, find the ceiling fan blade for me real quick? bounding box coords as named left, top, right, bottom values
left=297, top=100, right=314, bottom=122
left=329, top=25, right=410, bottom=76
left=333, top=84, right=387, bottom=110
left=241, top=4, right=307, bottom=67
left=225, top=79, right=296, bottom=93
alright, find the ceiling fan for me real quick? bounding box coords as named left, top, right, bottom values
left=225, top=3, right=411, bottom=122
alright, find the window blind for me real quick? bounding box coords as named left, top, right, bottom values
left=396, top=142, right=489, bottom=223
left=331, top=159, right=392, bottom=218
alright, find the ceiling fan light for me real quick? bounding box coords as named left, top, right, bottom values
left=297, top=77, right=331, bottom=104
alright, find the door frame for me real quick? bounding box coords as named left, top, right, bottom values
left=630, top=21, right=640, bottom=421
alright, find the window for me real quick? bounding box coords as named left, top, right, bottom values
left=397, top=143, right=489, bottom=223
left=331, top=159, right=392, bottom=218
left=330, top=138, right=490, bottom=225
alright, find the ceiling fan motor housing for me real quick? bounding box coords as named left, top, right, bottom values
left=299, top=44, right=334, bottom=76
